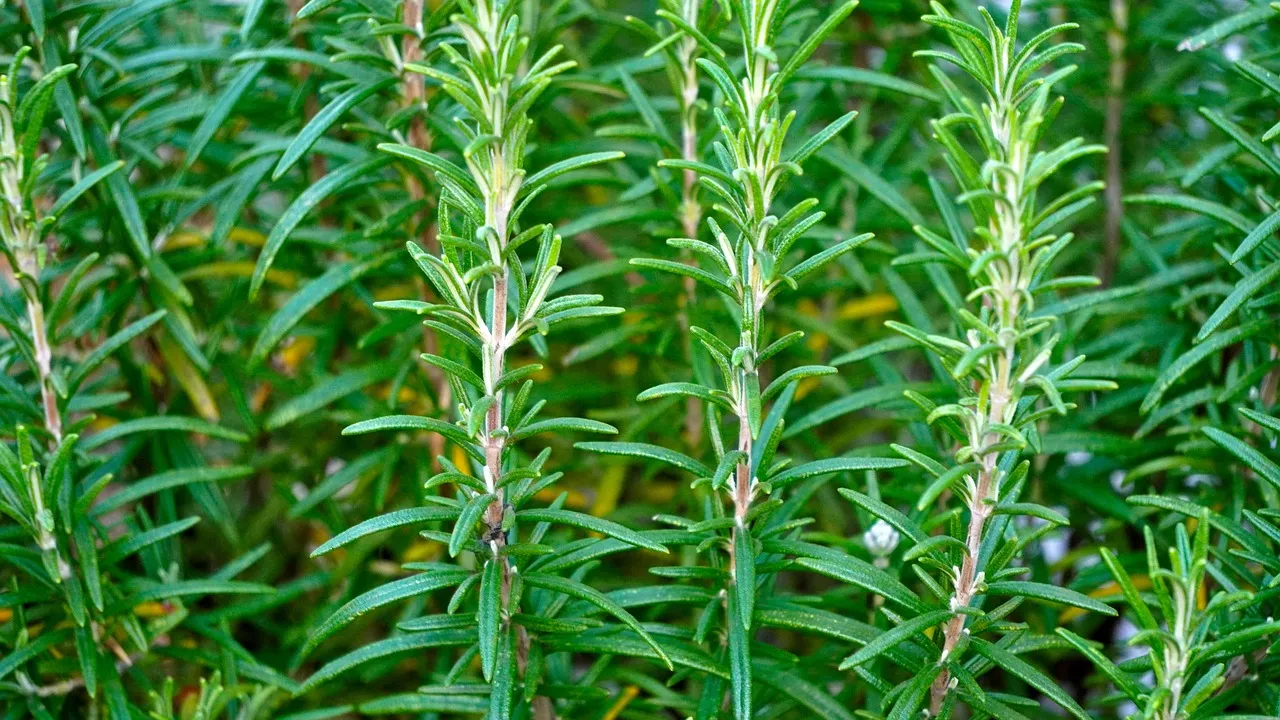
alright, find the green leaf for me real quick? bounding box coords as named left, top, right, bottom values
left=265, top=363, right=399, bottom=430
left=88, top=127, right=149, bottom=257
left=343, top=414, right=473, bottom=448
left=786, top=384, right=930, bottom=437
left=111, top=580, right=273, bottom=613
left=100, top=517, right=201, bottom=564
left=837, top=489, right=928, bottom=545
left=969, top=638, right=1090, bottom=720
left=273, top=79, right=396, bottom=180
left=251, top=254, right=392, bottom=365
left=523, top=151, right=626, bottom=193
left=821, top=147, right=924, bottom=225
left=1195, top=261, right=1280, bottom=342
left=377, top=143, right=477, bottom=192
left=768, top=453, right=911, bottom=486
left=1124, top=194, right=1254, bottom=234
left=311, top=507, right=459, bottom=557
left=727, top=591, right=752, bottom=720
left=1200, top=106, right=1280, bottom=177
left=522, top=573, right=672, bottom=670
left=795, top=66, right=940, bottom=102
left=788, top=111, right=857, bottom=166
left=793, top=555, right=923, bottom=612
left=757, top=666, right=858, bottom=720
left=638, top=382, right=732, bottom=409
left=92, top=466, right=254, bottom=515
left=0, top=630, right=71, bottom=682
left=1178, top=4, right=1277, bottom=51
left=509, top=417, right=617, bottom=441
left=478, top=558, right=502, bottom=681
left=488, top=627, right=515, bottom=718
left=631, top=258, right=735, bottom=298
left=251, top=156, right=391, bottom=299
left=47, top=161, right=125, bottom=220
left=82, top=416, right=248, bottom=451
left=299, top=630, right=473, bottom=692
left=450, top=493, right=493, bottom=557
left=575, top=441, right=712, bottom=476
left=734, top=528, right=754, bottom=631
left=186, top=61, right=264, bottom=168
left=1231, top=207, right=1280, bottom=262
left=982, top=581, right=1116, bottom=616
left=69, top=310, right=167, bottom=391
left=516, top=509, right=668, bottom=553
left=74, top=625, right=98, bottom=698
left=1140, top=319, right=1269, bottom=414
left=1054, top=628, right=1143, bottom=701
left=357, top=693, right=488, bottom=715
left=839, top=609, right=951, bottom=669
left=1203, top=426, right=1280, bottom=491
left=786, top=233, right=875, bottom=281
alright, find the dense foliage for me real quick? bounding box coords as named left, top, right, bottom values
left=0, top=0, right=1277, bottom=718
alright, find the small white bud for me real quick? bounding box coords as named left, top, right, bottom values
left=863, top=519, right=900, bottom=557
left=1065, top=451, right=1093, bottom=467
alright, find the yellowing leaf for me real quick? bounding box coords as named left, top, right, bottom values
left=403, top=539, right=443, bottom=563
left=591, top=465, right=625, bottom=517
left=602, top=686, right=639, bottom=720
left=838, top=293, right=898, bottom=320
left=133, top=601, right=172, bottom=618
left=165, top=230, right=207, bottom=250
left=278, top=336, right=316, bottom=375
left=612, top=355, right=639, bottom=377
left=228, top=227, right=267, bottom=246
left=181, top=261, right=298, bottom=289
left=156, top=330, right=220, bottom=422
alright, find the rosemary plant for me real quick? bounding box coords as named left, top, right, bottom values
left=1073, top=3, right=1280, bottom=717
left=614, top=0, right=725, bottom=450
left=1, top=39, right=272, bottom=717
left=585, top=1, right=910, bottom=716
left=306, top=2, right=676, bottom=717
left=876, top=4, right=1117, bottom=717
left=1081, top=513, right=1279, bottom=720
left=1, top=0, right=1279, bottom=717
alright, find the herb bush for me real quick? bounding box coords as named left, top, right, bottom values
left=0, top=0, right=1277, bottom=718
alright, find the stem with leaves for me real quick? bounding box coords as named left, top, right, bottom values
left=1, top=59, right=64, bottom=445
left=588, top=1, right=890, bottom=716
left=314, top=2, right=674, bottom=716
left=892, top=4, right=1113, bottom=715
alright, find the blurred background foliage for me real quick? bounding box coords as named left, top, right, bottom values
left=0, top=0, right=1277, bottom=718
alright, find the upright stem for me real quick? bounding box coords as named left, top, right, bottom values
left=18, top=256, right=62, bottom=443
left=677, top=0, right=703, bottom=450
left=1, top=77, right=62, bottom=444
left=400, top=0, right=436, bottom=252
left=929, top=70, right=1027, bottom=718
left=400, top=0, right=452, bottom=470
left=1100, top=0, right=1127, bottom=287
left=465, top=6, right=549, bottom=714
left=1159, top=580, right=1192, bottom=720
left=483, top=271, right=509, bottom=536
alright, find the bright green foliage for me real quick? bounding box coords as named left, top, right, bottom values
left=881, top=4, right=1118, bottom=716
left=1, top=0, right=1279, bottom=719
